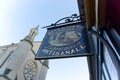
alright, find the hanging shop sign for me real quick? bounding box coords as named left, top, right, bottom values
left=36, top=22, right=91, bottom=59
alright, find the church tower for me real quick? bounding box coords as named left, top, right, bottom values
left=0, top=26, right=49, bottom=80
left=25, top=25, right=39, bottom=42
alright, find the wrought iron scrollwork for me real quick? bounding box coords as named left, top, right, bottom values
left=43, top=14, right=84, bottom=29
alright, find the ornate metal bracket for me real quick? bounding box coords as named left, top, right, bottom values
left=43, top=14, right=85, bottom=29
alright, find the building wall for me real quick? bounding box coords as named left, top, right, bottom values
left=0, top=41, right=49, bottom=80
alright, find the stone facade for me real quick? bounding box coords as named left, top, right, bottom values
left=0, top=26, right=49, bottom=80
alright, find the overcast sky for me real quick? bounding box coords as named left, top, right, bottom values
left=0, top=0, right=89, bottom=80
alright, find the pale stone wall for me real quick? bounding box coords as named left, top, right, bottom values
left=0, top=41, right=49, bottom=80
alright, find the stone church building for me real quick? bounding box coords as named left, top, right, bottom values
left=0, top=26, right=49, bottom=80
